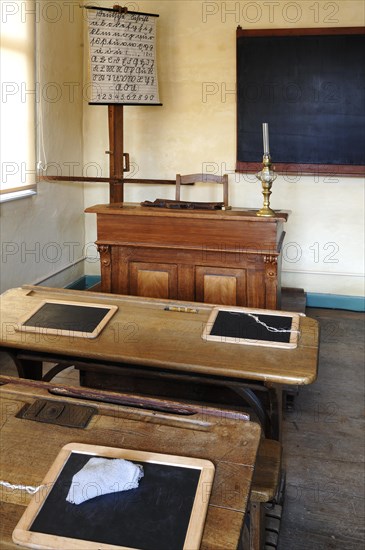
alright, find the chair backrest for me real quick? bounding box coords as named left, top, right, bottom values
left=175, top=173, right=229, bottom=206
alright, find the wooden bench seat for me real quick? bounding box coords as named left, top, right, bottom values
left=249, top=438, right=283, bottom=550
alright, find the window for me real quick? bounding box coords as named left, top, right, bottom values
left=0, top=0, right=36, bottom=200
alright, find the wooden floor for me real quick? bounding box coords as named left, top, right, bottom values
left=278, top=307, right=364, bottom=550
left=0, top=307, right=364, bottom=550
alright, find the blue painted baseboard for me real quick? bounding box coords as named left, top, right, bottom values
left=66, top=275, right=101, bottom=290
left=306, top=292, right=365, bottom=312
left=66, top=277, right=364, bottom=312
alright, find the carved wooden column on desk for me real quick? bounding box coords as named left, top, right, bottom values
left=97, top=244, right=112, bottom=292
left=264, top=254, right=279, bottom=310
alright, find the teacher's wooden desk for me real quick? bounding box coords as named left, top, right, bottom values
left=0, top=379, right=261, bottom=550
left=0, top=286, right=319, bottom=440
left=85, top=204, right=289, bottom=310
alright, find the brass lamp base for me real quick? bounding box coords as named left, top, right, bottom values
left=256, top=206, right=276, bottom=217
left=256, top=153, right=277, bottom=218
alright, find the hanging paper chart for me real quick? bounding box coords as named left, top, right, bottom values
left=86, top=6, right=161, bottom=105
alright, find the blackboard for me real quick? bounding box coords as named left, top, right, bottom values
left=16, top=300, right=118, bottom=339
left=13, top=443, right=215, bottom=550
left=236, top=27, right=365, bottom=175
left=202, top=306, right=301, bottom=348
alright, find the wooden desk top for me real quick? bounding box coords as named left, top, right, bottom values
left=0, top=286, right=319, bottom=385
left=0, top=380, right=261, bottom=550
left=85, top=203, right=290, bottom=223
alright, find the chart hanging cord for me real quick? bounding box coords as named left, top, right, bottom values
left=81, top=5, right=159, bottom=17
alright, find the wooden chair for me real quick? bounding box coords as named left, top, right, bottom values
left=175, top=173, right=229, bottom=207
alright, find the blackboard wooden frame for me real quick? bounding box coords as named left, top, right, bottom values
left=16, top=300, right=118, bottom=339
left=13, top=443, right=215, bottom=550
left=236, top=27, right=365, bottom=176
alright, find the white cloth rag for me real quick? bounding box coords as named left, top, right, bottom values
left=66, top=457, right=144, bottom=505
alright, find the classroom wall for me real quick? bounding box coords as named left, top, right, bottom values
left=84, top=1, right=360, bottom=298
left=84, top=0, right=365, bottom=298
left=1, top=2, right=362, bottom=298
left=0, top=2, right=85, bottom=293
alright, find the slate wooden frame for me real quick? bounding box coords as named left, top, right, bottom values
left=16, top=300, right=118, bottom=339
left=236, top=27, right=365, bottom=176
left=202, top=306, right=302, bottom=349
left=12, top=443, right=215, bottom=550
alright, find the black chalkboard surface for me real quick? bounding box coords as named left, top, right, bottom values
left=202, top=306, right=301, bottom=348
left=236, top=28, right=365, bottom=175
left=12, top=443, right=215, bottom=550
left=211, top=311, right=292, bottom=343
left=16, top=300, right=118, bottom=338
left=31, top=454, right=200, bottom=549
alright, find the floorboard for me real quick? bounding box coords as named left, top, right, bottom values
left=278, top=307, right=365, bottom=549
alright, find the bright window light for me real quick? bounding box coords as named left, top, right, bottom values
left=0, top=0, right=36, bottom=195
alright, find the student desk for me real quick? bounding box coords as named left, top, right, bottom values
left=0, top=379, right=261, bottom=550
left=0, top=285, right=319, bottom=440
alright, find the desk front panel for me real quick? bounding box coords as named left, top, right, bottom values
left=110, top=245, right=268, bottom=307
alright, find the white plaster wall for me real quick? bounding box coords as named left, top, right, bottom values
left=0, top=2, right=85, bottom=293
left=83, top=0, right=364, bottom=297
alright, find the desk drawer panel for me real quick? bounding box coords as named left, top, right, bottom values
left=129, top=261, right=178, bottom=299
left=195, top=266, right=247, bottom=306
left=97, top=214, right=281, bottom=251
